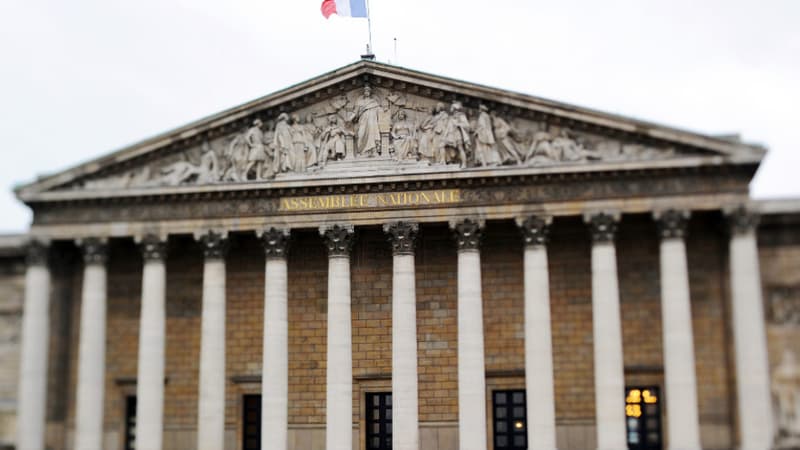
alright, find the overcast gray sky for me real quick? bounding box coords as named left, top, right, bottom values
left=1, top=0, right=798, bottom=233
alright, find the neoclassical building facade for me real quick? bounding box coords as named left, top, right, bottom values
left=8, top=61, right=800, bottom=450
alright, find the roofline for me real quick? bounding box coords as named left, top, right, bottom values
left=14, top=59, right=767, bottom=198
left=755, top=198, right=800, bottom=216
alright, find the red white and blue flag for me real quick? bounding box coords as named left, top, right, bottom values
left=321, top=0, right=368, bottom=19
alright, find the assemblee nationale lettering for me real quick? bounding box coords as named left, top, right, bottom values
left=279, top=189, right=461, bottom=212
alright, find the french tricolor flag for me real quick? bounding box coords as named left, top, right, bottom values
left=321, top=0, right=368, bottom=19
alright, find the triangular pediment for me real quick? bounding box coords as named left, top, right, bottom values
left=16, top=60, right=766, bottom=202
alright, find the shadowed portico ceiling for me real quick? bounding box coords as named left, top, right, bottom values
left=15, top=59, right=765, bottom=204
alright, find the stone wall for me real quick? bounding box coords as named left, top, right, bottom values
left=0, top=254, right=25, bottom=448
left=47, top=214, right=741, bottom=450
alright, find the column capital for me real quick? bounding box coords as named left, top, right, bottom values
left=77, top=237, right=108, bottom=265
left=654, top=209, right=691, bottom=240
left=724, top=206, right=759, bottom=235
left=383, top=221, right=418, bottom=255
left=450, top=218, right=484, bottom=251
left=25, top=239, right=49, bottom=266
left=197, top=230, right=229, bottom=260
left=584, top=211, right=620, bottom=243
left=260, top=227, right=291, bottom=259
left=320, top=224, right=354, bottom=258
left=516, top=215, right=552, bottom=247
left=138, top=234, right=167, bottom=261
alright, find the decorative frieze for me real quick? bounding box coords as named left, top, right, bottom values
left=725, top=206, right=760, bottom=235
left=78, top=238, right=108, bottom=265
left=516, top=215, right=552, bottom=247
left=654, top=209, right=691, bottom=240
left=384, top=221, right=418, bottom=255
left=320, top=224, right=355, bottom=257
left=585, top=212, right=619, bottom=243
left=198, top=231, right=229, bottom=259
left=450, top=218, right=484, bottom=251
left=260, top=227, right=291, bottom=259
left=25, top=240, right=49, bottom=266
left=139, top=235, right=167, bottom=261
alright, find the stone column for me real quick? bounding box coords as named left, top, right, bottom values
left=726, top=208, right=775, bottom=450
left=654, top=210, right=701, bottom=450
left=16, top=241, right=51, bottom=450
left=259, top=227, right=291, bottom=450
left=450, top=218, right=488, bottom=450
left=135, top=235, right=168, bottom=450
left=517, top=216, right=558, bottom=450
left=320, top=224, right=355, bottom=450
left=196, top=231, right=229, bottom=450
left=584, top=212, right=626, bottom=450
left=385, top=222, right=420, bottom=450
left=73, top=238, right=108, bottom=450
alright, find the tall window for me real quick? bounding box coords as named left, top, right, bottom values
left=625, top=386, right=662, bottom=450
left=492, top=390, right=527, bottom=450
left=125, top=396, right=137, bottom=450
left=365, top=392, right=392, bottom=450
left=243, top=394, right=262, bottom=450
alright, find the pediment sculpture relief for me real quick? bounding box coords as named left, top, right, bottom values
left=80, top=85, right=681, bottom=190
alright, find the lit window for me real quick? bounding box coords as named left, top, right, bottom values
left=625, top=386, right=662, bottom=450
left=493, top=390, right=527, bottom=450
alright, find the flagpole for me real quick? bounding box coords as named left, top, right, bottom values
left=366, top=0, right=374, bottom=56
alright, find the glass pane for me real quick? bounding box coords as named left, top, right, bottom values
left=513, top=435, right=526, bottom=447
left=373, top=395, right=381, bottom=406
left=647, top=432, right=659, bottom=443
left=373, top=409, right=380, bottom=420
left=373, top=423, right=381, bottom=434
left=496, top=407, right=507, bottom=418
left=627, top=417, right=639, bottom=430
left=645, top=404, right=658, bottom=415
left=512, top=392, right=524, bottom=405
left=628, top=431, right=640, bottom=444
left=386, top=408, right=392, bottom=420
left=646, top=418, right=659, bottom=429
left=371, top=437, right=380, bottom=449
left=495, top=435, right=508, bottom=447
left=512, top=407, right=525, bottom=419
left=387, top=423, right=392, bottom=434
left=385, top=394, right=392, bottom=406
left=495, top=392, right=507, bottom=404
left=496, top=421, right=507, bottom=432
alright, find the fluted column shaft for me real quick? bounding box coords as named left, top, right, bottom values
left=655, top=210, right=701, bottom=450
left=74, top=239, right=108, bottom=450
left=451, top=218, right=487, bottom=450
left=260, top=228, right=291, bottom=450
left=585, top=213, right=626, bottom=450
left=17, top=242, right=51, bottom=450
left=321, top=225, right=355, bottom=450
left=385, top=222, right=420, bottom=450
left=197, top=232, right=229, bottom=450
left=517, top=216, right=558, bottom=450
left=136, top=235, right=167, bottom=450
left=727, top=209, right=774, bottom=450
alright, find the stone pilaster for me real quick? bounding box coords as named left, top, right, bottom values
left=385, top=222, right=420, bottom=450
left=136, top=234, right=167, bottom=450
left=725, top=207, right=775, bottom=450
left=516, top=216, right=558, bottom=450
left=74, top=238, right=108, bottom=450
left=654, top=210, right=701, bottom=450
left=584, top=212, right=626, bottom=450
left=17, top=240, right=51, bottom=450
left=320, top=224, right=355, bottom=450
left=196, top=231, right=228, bottom=450
left=259, top=227, right=291, bottom=450
left=450, top=218, right=488, bottom=450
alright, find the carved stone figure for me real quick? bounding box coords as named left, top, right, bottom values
left=773, top=350, right=800, bottom=448
left=391, top=110, right=418, bottom=161
left=350, top=85, right=381, bottom=157
left=244, top=119, right=269, bottom=180
left=442, top=102, right=470, bottom=167
left=223, top=134, right=249, bottom=181
left=273, top=113, right=293, bottom=174
left=526, top=130, right=558, bottom=164
left=158, top=142, right=220, bottom=185
left=289, top=114, right=310, bottom=173
left=319, top=116, right=347, bottom=165
left=474, top=105, right=501, bottom=166
left=385, top=90, right=407, bottom=120
left=418, top=102, right=448, bottom=161
left=303, top=114, right=322, bottom=168
left=492, top=115, right=523, bottom=165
